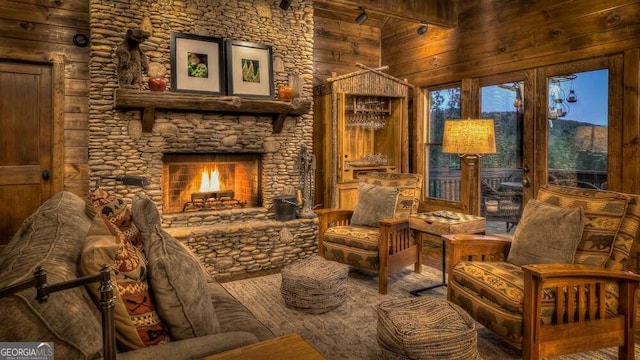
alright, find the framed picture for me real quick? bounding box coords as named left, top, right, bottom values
left=225, top=40, right=274, bottom=98
left=170, top=33, right=225, bottom=94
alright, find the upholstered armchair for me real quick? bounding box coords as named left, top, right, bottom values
left=316, top=173, right=422, bottom=294
left=447, top=185, right=640, bottom=359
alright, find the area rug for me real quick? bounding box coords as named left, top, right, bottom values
left=221, top=265, right=638, bottom=359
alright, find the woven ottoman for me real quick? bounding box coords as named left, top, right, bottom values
left=377, top=296, right=480, bottom=360
left=280, top=255, right=349, bottom=314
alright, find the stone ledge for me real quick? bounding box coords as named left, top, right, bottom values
left=166, top=218, right=319, bottom=278
left=165, top=217, right=318, bottom=237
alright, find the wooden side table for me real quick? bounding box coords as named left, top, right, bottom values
left=408, top=211, right=486, bottom=296
left=201, top=333, right=325, bottom=360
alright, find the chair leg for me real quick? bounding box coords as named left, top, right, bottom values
left=414, top=232, right=423, bottom=273
left=378, top=274, right=388, bottom=295
left=379, top=260, right=388, bottom=294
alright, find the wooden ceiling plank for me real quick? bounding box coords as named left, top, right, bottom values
left=313, top=0, right=457, bottom=28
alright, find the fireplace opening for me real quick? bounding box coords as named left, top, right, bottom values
left=162, top=153, right=262, bottom=213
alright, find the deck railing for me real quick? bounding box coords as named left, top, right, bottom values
left=427, top=168, right=607, bottom=201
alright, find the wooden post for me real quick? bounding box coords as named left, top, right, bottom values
left=461, top=155, right=481, bottom=215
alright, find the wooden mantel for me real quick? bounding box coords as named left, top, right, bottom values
left=113, top=89, right=312, bottom=133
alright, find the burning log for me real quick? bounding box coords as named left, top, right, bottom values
left=191, top=190, right=234, bottom=202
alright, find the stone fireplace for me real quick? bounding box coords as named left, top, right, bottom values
left=162, top=153, right=262, bottom=213
left=88, top=0, right=317, bottom=280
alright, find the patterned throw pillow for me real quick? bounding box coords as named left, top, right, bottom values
left=606, top=193, right=640, bottom=271
left=82, top=188, right=170, bottom=350
left=537, top=185, right=629, bottom=267
left=360, top=173, right=422, bottom=219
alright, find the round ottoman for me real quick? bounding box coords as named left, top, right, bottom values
left=377, top=296, right=480, bottom=360
left=280, top=256, right=349, bottom=314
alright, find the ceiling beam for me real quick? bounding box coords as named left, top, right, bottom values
left=313, top=0, right=457, bottom=28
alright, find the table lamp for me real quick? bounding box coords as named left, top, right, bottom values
left=442, top=119, right=496, bottom=214
left=442, top=119, right=496, bottom=157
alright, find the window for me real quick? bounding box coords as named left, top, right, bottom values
left=425, top=86, right=461, bottom=201
left=547, top=69, right=608, bottom=190
left=481, top=81, right=523, bottom=174
left=480, top=81, right=525, bottom=233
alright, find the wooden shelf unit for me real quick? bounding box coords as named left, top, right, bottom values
left=313, top=68, right=413, bottom=210
left=113, top=89, right=311, bottom=133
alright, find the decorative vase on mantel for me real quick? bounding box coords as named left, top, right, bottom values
left=278, top=84, right=294, bottom=100
left=148, top=77, right=167, bottom=91
left=147, top=62, right=167, bottom=92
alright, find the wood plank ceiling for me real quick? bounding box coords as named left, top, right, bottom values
left=312, top=0, right=458, bottom=28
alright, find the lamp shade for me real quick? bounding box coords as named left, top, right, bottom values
left=442, top=119, right=496, bottom=155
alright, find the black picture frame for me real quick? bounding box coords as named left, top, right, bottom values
left=170, top=33, right=225, bottom=94
left=225, top=40, right=274, bottom=99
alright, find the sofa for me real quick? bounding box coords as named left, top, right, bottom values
left=0, top=191, right=273, bottom=359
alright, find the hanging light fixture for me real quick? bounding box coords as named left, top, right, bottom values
left=567, top=76, right=578, bottom=102
left=513, top=82, right=523, bottom=114
left=417, top=23, right=428, bottom=35
left=548, top=74, right=577, bottom=120
left=355, top=8, right=368, bottom=25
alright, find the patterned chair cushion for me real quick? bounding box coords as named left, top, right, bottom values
left=449, top=261, right=619, bottom=348
left=324, top=225, right=380, bottom=252
left=360, top=173, right=422, bottom=219
left=322, top=241, right=379, bottom=270
left=323, top=225, right=380, bottom=270
left=537, top=185, right=629, bottom=267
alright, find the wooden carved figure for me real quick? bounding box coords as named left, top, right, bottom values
left=116, top=28, right=150, bottom=89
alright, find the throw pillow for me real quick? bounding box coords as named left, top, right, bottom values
left=131, top=194, right=220, bottom=340
left=86, top=187, right=142, bottom=247
left=350, top=182, right=400, bottom=227
left=82, top=188, right=171, bottom=350
left=507, top=199, right=585, bottom=266
left=360, top=173, right=422, bottom=219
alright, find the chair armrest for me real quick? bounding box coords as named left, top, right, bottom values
left=522, top=263, right=640, bottom=282
left=379, top=217, right=410, bottom=226
left=315, top=208, right=354, bottom=256
left=521, top=263, right=640, bottom=351
left=315, top=208, right=353, bottom=222
left=444, top=234, right=512, bottom=274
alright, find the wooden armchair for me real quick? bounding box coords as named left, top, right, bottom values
left=446, top=185, right=640, bottom=360
left=316, top=173, right=422, bottom=294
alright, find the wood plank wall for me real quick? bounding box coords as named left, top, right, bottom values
left=380, top=0, right=640, bottom=195
left=0, top=0, right=90, bottom=197
left=312, top=7, right=383, bottom=86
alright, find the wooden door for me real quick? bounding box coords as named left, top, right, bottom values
left=0, top=62, right=53, bottom=245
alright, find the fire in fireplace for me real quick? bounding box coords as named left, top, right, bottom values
left=162, top=153, right=262, bottom=213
